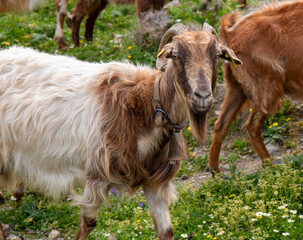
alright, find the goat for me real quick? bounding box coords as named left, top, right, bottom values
left=0, top=0, right=166, bottom=49
left=66, top=0, right=167, bottom=47
left=0, top=23, right=240, bottom=240
left=208, top=0, right=303, bottom=174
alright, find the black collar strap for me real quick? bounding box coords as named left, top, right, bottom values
left=152, top=76, right=189, bottom=164
left=152, top=76, right=186, bottom=132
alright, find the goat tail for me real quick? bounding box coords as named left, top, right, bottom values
left=0, top=0, right=43, bottom=12
left=220, top=12, right=242, bottom=39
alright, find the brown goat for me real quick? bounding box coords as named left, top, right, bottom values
left=208, top=1, right=303, bottom=174
left=66, top=0, right=166, bottom=47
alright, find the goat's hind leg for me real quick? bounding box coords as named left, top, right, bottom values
left=245, top=110, right=271, bottom=166
left=208, top=83, right=247, bottom=174
left=144, top=183, right=175, bottom=240
left=84, top=2, right=107, bottom=42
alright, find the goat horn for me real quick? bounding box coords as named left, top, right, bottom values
left=203, top=22, right=218, bottom=39
left=157, top=23, right=189, bottom=55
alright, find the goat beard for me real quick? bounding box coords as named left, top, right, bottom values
left=188, top=110, right=208, bottom=145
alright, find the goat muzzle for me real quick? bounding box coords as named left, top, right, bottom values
left=190, top=91, right=213, bottom=114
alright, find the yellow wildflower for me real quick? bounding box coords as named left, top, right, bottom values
left=2, top=41, right=10, bottom=45
left=207, top=235, right=211, bottom=238
left=128, top=46, right=132, bottom=50
left=188, top=126, right=191, bottom=131
left=286, top=118, right=291, bottom=122
left=269, top=125, right=272, bottom=129
left=249, top=108, right=253, bottom=112
left=273, top=122, right=278, bottom=126
left=137, top=219, right=140, bottom=223
left=128, top=55, right=131, bottom=59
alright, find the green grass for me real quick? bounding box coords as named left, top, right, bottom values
left=1, top=0, right=303, bottom=239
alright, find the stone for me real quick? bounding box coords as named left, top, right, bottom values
left=48, top=230, right=61, bottom=239
left=265, top=142, right=280, bottom=155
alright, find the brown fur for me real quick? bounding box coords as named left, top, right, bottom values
left=208, top=1, right=303, bottom=173
left=67, top=0, right=166, bottom=47
left=0, top=224, right=6, bottom=240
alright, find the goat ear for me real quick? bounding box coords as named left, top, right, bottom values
left=156, top=45, right=178, bottom=71
left=217, top=44, right=242, bottom=67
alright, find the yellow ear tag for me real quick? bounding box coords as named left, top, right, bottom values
left=225, top=53, right=237, bottom=68
left=157, top=48, right=166, bottom=58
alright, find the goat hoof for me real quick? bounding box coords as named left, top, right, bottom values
left=54, top=37, right=68, bottom=49
left=206, top=166, right=220, bottom=177
left=0, top=193, right=6, bottom=204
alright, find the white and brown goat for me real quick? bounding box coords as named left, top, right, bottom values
left=208, top=0, right=303, bottom=174
left=0, top=23, right=240, bottom=240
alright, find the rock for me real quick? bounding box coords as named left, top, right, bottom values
left=113, top=34, right=123, bottom=43
left=265, top=142, right=280, bottom=155
left=7, top=235, right=20, bottom=240
left=48, top=230, right=61, bottom=239
left=163, top=0, right=180, bottom=9
left=2, top=224, right=9, bottom=231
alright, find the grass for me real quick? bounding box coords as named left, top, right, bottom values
left=1, top=0, right=303, bottom=239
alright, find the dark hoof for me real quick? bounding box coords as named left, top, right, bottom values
left=0, top=192, right=6, bottom=204
left=206, top=166, right=220, bottom=177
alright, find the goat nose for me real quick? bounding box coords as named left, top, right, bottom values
left=194, top=91, right=211, bottom=99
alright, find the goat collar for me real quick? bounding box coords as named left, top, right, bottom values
left=152, top=76, right=189, bottom=164
left=152, top=76, right=186, bottom=131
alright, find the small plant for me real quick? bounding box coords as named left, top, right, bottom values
left=262, top=101, right=293, bottom=144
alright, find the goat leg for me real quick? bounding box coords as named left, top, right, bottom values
left=84, top=2, right=107, bottom=42
left=12, top=183, right=24, bottom=202
left=54, top=0, right=69, bottom=49
left=74, top=184, right=103, bottom=240
left=0, top=192, right=5, bottom=204
left=144, top=184, right=174, bottom=240
left=0, top=223, right=6, bottom=240
left=245, top=110, right=272, bottom=165
left=66, top=9, right=84, bottom=47
left=208, top=82, right=246, bottom=175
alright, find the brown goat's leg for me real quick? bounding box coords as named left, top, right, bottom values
left=12, top=182, right=24, bottom=202
left=208, top=85, right=246, bottom=174
left=144, top=184, right=174, bottom=240
left=66, top=6, right=85, bottom=48
left=136, top=0, right=152, bottom=20
left=245, top=110, right=271, bottom=165
left=55, top=0, right=69, bottom=49
left=84, top=2, right=107, bottom=42
left=153, top=0, right=165, bottom=10
left=0, top=223, right=6, bottom=240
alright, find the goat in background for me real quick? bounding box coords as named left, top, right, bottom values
left=208, top=0, right=303, bottom=174
left=0, top=0, right=166, bottom=48
left=0, top=23, right=240, bottom=240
